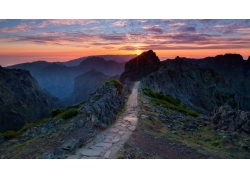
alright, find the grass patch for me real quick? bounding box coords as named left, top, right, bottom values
left=142, top=87, right=181, bottom=106
left=142, top=87, right=199, bottom=117
left=51, top=108, right=65, bottom=118
left=0, top=131, right=19, bottom=139
left=105, top=79, right=124, bottom=95
left=58, top=108, right=78, bottom=119
left=0, top=117, right=53, bottom=140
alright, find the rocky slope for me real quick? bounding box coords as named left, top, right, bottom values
left=120, top=50, right=160, bottom=83
left=0, top=66, right=63, bottom=132
left=0, top=79, right=132, bottom=159
left=8, top=57, right=125, bottom=100
left=184, top=54, right=250, bottom=111
left=210, top=105, right=250, bottom=134
left=140, top=54, right=250, bottom=114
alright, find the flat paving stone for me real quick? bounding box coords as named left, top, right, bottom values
left=112, top=137, right=121, bottom=143
left=118, top=131, right=125, bottom=135
left=95, top=142, right=112, bottom=149
left=105, top=135, right=114, bottom=140
left=66, top=155, right=80, bottom=159
left=104, top=139, right=113, bottom=143
left=107, top=132, right=120, bottom=137
left=103, top=150, right=111, bottom=159
left=76, top=149, right=102, bottom=157
left=128, top=125, right=136, bottom=131
left=116, top=126, right=128, bottom=131
left=89, top=145, right=104, bottom=151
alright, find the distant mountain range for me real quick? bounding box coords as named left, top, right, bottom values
left=57, top=54, right=136, bottom=67
left=8, top=56, right=126, bottom=101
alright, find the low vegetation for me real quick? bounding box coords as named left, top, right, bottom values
left=58, top=108, right=78, bottom=119
left=51, top=108, right=65, bottom=118
left=142, top=87, right=199, bottom=117
left=0, top=108, right=79, bottom=140
left=0, top=118, right=52, bottom=140
left=105, top=79, right=124, bottom=95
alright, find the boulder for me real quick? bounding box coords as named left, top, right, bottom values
left=70, top=138, right=84, bottom=151
left=74, top=119, right=84, bottom=128
left=210, top=105, right=250, bottom=134
left=42, top=152, right=54, bottom=159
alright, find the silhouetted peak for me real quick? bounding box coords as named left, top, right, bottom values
left=79, top=56, right=106, bottom=66
left=248, top=56, right=250, bottom=61
left=139, top=50, right=160, bottom=62
left=215, top=53, right=243, bottom=63
left=89, top=68, right=97, bottom=72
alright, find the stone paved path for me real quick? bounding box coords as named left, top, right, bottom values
left=67, top=81, right=140, bottom=159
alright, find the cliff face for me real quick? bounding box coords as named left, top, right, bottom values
left=141, top=54, right=250, bottom=114
left=0, top=66, right=63, bottom=132
left=120, top=50, right=160, bottom=83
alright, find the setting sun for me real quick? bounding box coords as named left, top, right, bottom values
left=135, top=49, right=141, bottom=54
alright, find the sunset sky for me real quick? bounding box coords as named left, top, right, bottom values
left=0, top=19, right=250, bottom=66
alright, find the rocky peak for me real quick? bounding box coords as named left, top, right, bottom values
left=120, top=50, right=160, bottom=83
left=214, top=53, right=244, bottom=65
left=79, top=56, right=105, bottom=66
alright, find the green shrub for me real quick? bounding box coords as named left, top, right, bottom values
left=142, top=87, right=199, bottom=117
left=0, top=131, right=19, bottom=139
left=59, top=108, right=78, bottom=119
left=17, top=123, right=37, bottom=134
left=51, top=108, right=65, bottom=118
left=105, top=79, right=124, bottom=95
left=0, top=118, right=53, bottom=140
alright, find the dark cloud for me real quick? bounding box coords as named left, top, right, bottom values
left=143, top=25, right=164, bottom=33
left=179, top=26, right=196, bottom=32
left=120, top=43, right=250, bottom=51
left=99, top=34, right=126, bottom=41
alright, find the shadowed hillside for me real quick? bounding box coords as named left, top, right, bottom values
left=0, top=66, right=63, bottom=132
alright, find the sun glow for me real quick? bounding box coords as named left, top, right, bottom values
left=135, top=49, right=141, bottom=54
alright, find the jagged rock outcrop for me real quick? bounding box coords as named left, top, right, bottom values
left=80, top=79, right=132, bottom=127
left=120, top=50, right=160, bottom=83
left=0, top=66, right=63, bottom=132
left=210, top=105, right=250, bottom=134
